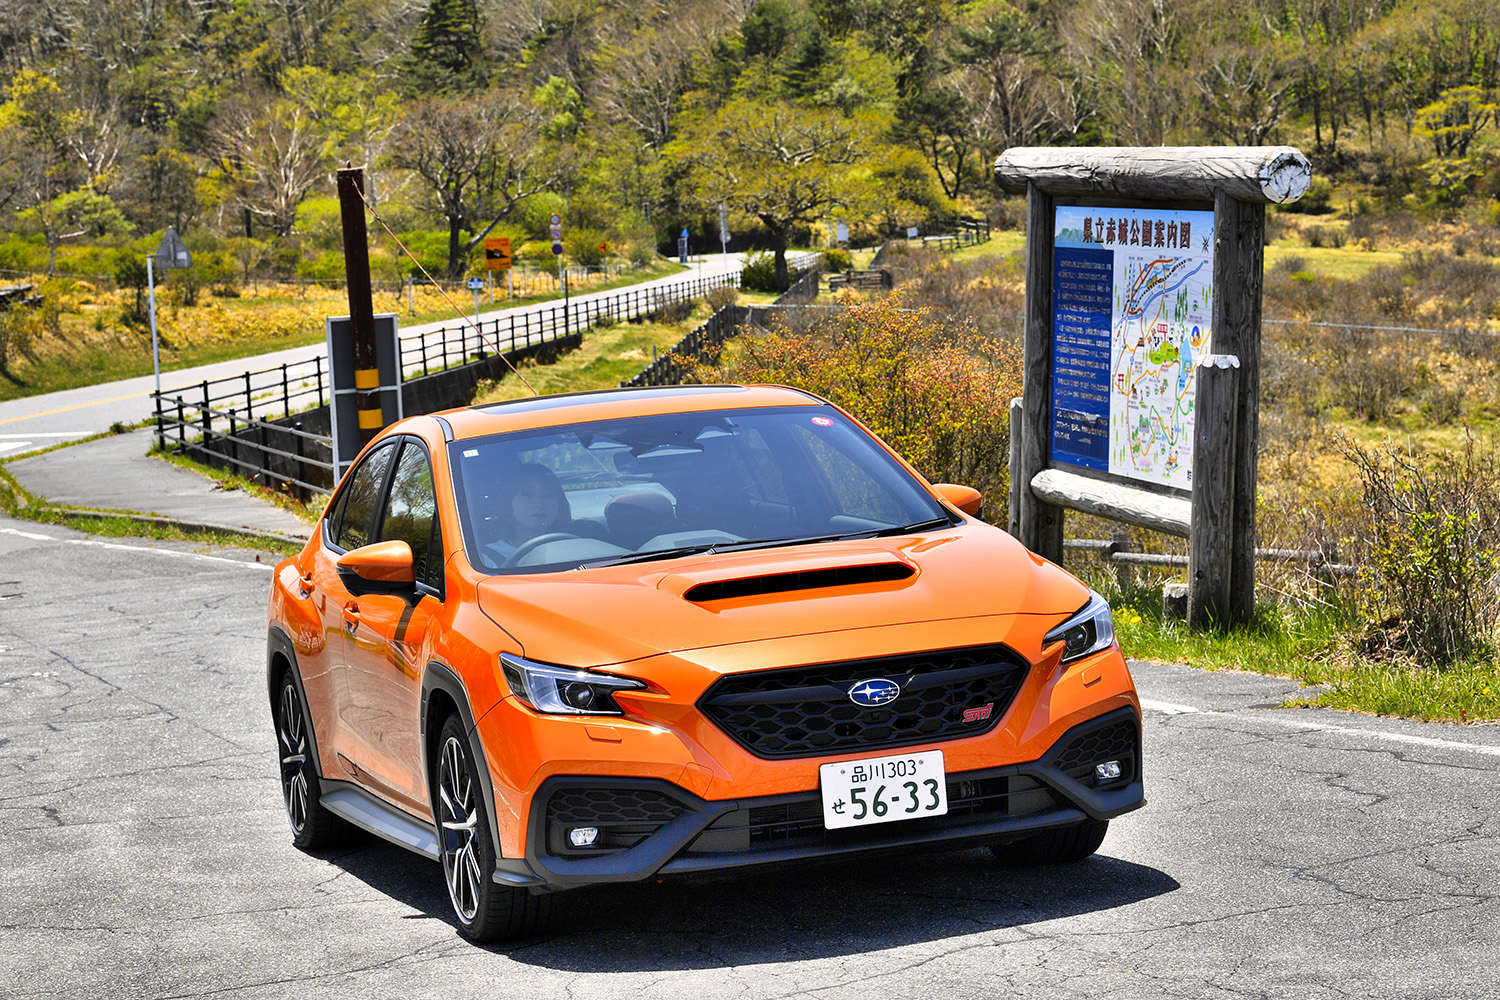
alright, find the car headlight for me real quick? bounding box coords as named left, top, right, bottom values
left=1044, top=590, right=1116, bottom=664
left=499, top=654, right=645, bottom=716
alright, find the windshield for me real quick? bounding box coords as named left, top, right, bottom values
left=449, top=405, right=955, bottom=573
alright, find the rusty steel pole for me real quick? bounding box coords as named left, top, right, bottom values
left=337, top=166, right=382, bottom=446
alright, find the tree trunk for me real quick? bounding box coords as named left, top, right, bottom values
left=772, top=230, right=790, bottom=292
left=446, top=216, right=464, bottom=279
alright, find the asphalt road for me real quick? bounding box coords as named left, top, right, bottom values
left=2, top=516, right=1498, bottom=999
left=0, top=254, right=746, bottom=455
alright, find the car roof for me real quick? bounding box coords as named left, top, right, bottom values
left=439, top=384, right=826, bottom=441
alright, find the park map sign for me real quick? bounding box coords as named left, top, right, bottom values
left=1050, top=205, right=1215, bottom=491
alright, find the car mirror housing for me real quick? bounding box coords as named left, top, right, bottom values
left=932, top=483, right=983, bottom=518
left=337, top=540, right=417, bottom=597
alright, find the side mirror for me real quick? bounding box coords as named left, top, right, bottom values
left=337, top=540, right=416, bottom=598
left=932, top=483, right=983, bottom=518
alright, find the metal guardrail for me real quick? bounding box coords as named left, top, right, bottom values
left=150, top=268, right=749, bottom=494
left=622, top=257, right=823, bottom=389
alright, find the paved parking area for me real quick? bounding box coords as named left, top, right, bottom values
left=2, top=517, right=1497, bottom=999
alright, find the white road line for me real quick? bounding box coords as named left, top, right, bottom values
left=0, top=526, right=274, bottom=571
left=1140, top=698, right=1500, bottom=758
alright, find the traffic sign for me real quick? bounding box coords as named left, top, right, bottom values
left=552, top=243, right=564, bottom=255
left=467, top=277, right=484, bottom=291
left=598, top=241, right=610, bottom=254
left=483, top=236, right=512, bottom=271
left=549, top=213, right=562, bottom=226
left=152, top=226, right=191, bottom=269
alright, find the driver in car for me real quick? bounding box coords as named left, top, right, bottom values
left=485, top=463, right=573, bottom=562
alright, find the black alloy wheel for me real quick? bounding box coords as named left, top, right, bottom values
left=276, top=672, right=347, bottom=849
left=434, top=713, right=558, bottom=941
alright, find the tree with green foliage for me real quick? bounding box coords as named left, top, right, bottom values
left=1413, top=86, right=1496, bottom=157
left=403, top=0, right=487, bottom=96
left=670, top=97, right=877, bottom=290
left=893, top=89, right=974, bottom=199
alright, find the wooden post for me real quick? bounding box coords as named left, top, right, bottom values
left=1019, top=181, right=1063, bottom=561
left=1189, top=354, right=1240, bottom=629
left=1210, top=192, right=1265, bottom=624
left=337, top=166, right=381, bottom=448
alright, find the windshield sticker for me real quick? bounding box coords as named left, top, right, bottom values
left=811, top=417, right=835, bottom=427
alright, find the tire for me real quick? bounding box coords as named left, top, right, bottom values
left=275, top=671, right=349, bottom=850
left=434, top=713, right=558, bottom=942
left=990, top=819, right=1108, bottom=866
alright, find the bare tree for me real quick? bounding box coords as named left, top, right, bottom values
left=212, top=96, right=330, bottom=237
left=1197, top=42, right=1294, bottom=145
left=384, top=89, right=556, bottom=278
left=593, top=20, right=713, bottom=149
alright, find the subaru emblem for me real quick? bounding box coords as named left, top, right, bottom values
left=848, top=678, right=901, bottom=707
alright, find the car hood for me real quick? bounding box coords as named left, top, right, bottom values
left=475, top=524, right=1089, bottom=669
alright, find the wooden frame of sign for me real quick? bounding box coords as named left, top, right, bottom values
left=994, top=146, right=1311, bottom=628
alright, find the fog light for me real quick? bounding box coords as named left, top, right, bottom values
left=1095, top=760, right=1122, bottom=781
left=569, top=827, right=599, bottom=848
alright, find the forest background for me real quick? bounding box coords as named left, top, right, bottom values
left=2, top=0, right=1498, bottom=294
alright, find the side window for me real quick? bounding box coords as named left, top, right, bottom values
left=378, top=443, right=442, bottom=591
left=332, top=443, right=397, bottom=551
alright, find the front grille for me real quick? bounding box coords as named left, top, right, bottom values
left=686, top=773, right=1058, bottom=854
left=698, top=645, right=1030, bottom=759
left=544, top=787, right=683, bottom=855
left=1052, top=717, right=1138, bottom=785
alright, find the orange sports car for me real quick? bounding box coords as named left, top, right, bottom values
left=267, top=384, right=1143, bottom=941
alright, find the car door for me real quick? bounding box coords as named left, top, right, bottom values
left=339, top=439, right=444, bottom=815
left=298, top=440, right=399, bottom=778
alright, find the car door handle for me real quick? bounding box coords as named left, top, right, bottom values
left=342, top=602, right=360, bottom=632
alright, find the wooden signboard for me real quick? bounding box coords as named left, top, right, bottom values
left=994, top=146, right=1311, bottom=627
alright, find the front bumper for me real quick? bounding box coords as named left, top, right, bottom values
left=493, top=706, right=1144, bottom=890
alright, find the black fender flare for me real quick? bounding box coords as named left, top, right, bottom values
left=421, top=661, right=509, bottom=863
left=266, top=625, right=324, bottom=781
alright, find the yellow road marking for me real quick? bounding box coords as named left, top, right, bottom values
left=0, top=390, right=149, bottom=425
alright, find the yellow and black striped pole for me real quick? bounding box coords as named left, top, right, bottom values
left=337, top=165, right=383, bottom=446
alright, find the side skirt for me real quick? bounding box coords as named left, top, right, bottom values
left=319, top=779, right=440, bottom=860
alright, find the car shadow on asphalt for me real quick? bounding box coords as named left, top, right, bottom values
left=324, top=834, right=1179, bottom=967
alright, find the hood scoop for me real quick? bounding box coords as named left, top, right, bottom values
left=681, top=561, right=914, bottom=604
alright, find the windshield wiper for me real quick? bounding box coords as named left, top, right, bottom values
left=586, top=517, right=958, bottom=568
left=869, top=516, right=956, bottom=537
left=588, top=544, right=721, bottom=567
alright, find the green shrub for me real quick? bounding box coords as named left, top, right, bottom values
left=707, top=292, right=1022, bottom=523
left=1344, top=436, right=1500, bottom=666
left=297, top=250, right=348, bottom=283
left=821, top=248, right=853, bottom=272
left=706, top=285, right=738, bottom=312
left=567, top=227, right=608, bottom=268
left=740, top=251, right=779, bottom=292
left=394, top=231, right=451, bottom=278
left=1287, top=176, right=1333, bottom=214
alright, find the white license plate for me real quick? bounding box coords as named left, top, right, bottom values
left=819, top=750, right=947, bottom=830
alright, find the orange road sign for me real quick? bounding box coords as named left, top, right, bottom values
left=484, top=237, right=513, bottom=271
